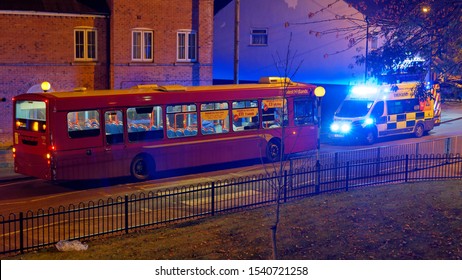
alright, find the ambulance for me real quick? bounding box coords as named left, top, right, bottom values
left=329, top=82, right=441, bottom=144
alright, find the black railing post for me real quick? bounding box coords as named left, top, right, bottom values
left=315, top=160, right=321, bottom=194
left=211, top=182, right=215, bottom=216
left=283, top=170, right=288, bottom=203
left=345, top=162, right=349, bottom=192
left=446, top=138, right=451, bottom=164
left=405, top=155, right=409, bottom=183
left=289, top=159, right=293, bottom=190
left=334, top=153, right=338, bottom=182
left=19, top=212, right=24, bottom=254
left=376, top=147, right=381, bottom=176
left=124, top=195, right=129, bottom=234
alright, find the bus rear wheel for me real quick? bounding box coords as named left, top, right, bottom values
left=266, top=138, right=282, bottom=162
left=130, top=155, right=155, bottom=181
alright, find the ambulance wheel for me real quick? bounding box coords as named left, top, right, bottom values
left=414, top=123, right=425, bottom=138
left=364, top=130, right=376, bottom=145
left=130, top=154, right=155, bottom=181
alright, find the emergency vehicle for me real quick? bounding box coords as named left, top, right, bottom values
left=329, top=82, right=441, bottom=144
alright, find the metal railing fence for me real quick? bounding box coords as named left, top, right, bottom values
left=1, top=151, right=461, bottom=256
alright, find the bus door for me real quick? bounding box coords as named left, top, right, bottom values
left=103, top=110, right=128, bottom=177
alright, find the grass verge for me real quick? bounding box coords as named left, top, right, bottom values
left=5, top=180, right=462, bottom=260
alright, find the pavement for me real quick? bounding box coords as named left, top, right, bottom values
left=1, top=101, right=461, bottom=183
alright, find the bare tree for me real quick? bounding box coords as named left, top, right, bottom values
left=259, top=33, right=304, bottom=260
left=287, top=0, right=461, bottom=86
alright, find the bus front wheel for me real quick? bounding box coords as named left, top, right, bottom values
left=266, top=139, right=282, bottom=162
left=130, top=155, right=155, bottom=181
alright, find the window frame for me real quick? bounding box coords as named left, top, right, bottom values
left=177, top=30, right=197, bottom=62
left=232, top=100, right=259, bottom=132
left=67, top=110, right=100, bottom=139
left=250, top=28, right=268, bottom=46
left=261, top=98, right=287, bottom=129
left=166, top=104, right=198, bottom=138
left=132, top=29, right=154, bottom=62
left=200, top=102, right=230, bottom=135
left=74, top=28, right=98, bottom=61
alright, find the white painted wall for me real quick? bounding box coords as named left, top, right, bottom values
left=214, top=0, right=367, bottom=85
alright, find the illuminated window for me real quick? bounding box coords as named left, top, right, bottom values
left=74, top=28, right=97, bottom=61
left=250, top=29, right=268, bottom=46
left=261, top=99, right=287, bottom=129
left=177, top=30, right=197, bottom=62
left=132, top=30, right=153, bottom=61
left=15, top=101, right=47, bottom=133
left=105, top=111, right=124, bottom=144
left=127, top=106, right=163, bottom=142
left=200, top=102, right=229, bottom=134
left=67, top=110, right=100, bottom=138
left=166, top=104, right=197, bottom=138
left=232, top=100, right=259, bottom=131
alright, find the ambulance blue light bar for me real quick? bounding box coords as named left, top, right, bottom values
left=351, top=85, right=378, bottom=96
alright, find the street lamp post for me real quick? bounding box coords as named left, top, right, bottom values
left=314, top=86, right=325, bottom=194
left=421, top=5, right=432, bottom=83
left=314, top=86, right=326, bottom=163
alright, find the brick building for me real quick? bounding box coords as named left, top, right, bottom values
left=0, top=0, right=213, bottom=147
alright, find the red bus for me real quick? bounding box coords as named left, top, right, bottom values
left=12, top=77, right=320, bottom=181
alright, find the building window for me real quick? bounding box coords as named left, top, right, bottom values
left=250, top=29, right=268, bottom=46
left=132, top=30, right=153, bottom=61
left=74, top=28, right=97, bottom=61
left=370, top=34, right=378, bottom=50
left=177, top=30, right=197, bottom=62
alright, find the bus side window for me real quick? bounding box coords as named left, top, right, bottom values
left=105, top=110, right=124, bottom=144
left=127, top=106, right=164, bottom=142
left=200, top=102, right=229, bottom=135
left=261, top=99, right=287, bottom=129
left=232, top=100, right=259, bottom=131
left=166, top=104, right=197, bottom=138
left=67, top=110, right=100, bottom=138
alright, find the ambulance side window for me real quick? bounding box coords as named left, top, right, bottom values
left=387, top=100, right=404, bottom=115
left=404, top=99, right=420, bottom=112
left=371, top=101, right=384, bottom=118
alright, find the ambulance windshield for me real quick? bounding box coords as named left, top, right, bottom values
left=336, top=100, right=374, bottom=118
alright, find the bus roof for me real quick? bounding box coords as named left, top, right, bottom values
left=15, top=79, right=316, bottom=111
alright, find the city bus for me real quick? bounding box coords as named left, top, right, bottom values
left=12, top=77, right=320, bottom=181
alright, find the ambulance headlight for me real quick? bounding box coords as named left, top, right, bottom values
left=364, top=118, right=374, bottom=126
left=340, top=123, right=351, bottom=133
left=330, top=123, right=340, bottom=132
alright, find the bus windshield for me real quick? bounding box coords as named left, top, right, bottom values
left=15, top=100, right=47, bottom=132
left=336, top=100, right=374, bottom=118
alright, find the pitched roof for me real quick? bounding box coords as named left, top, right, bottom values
left=0, top=0, right=109, bottom=15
